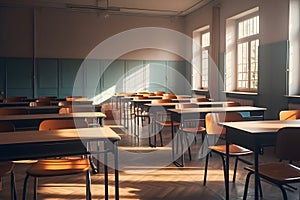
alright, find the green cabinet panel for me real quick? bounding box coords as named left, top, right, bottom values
left=121, top=60, right=144, bottom=93
left=167, top=60, right=191, bottom=95
left=102, top=60, right=124, bottom=92
left=145, top=60, right=167, bottom=92
left=83, top=59, right=101, bottom=98
left=36, top=59, right=58, bottom=97
left=6, top=58, right=33, bottom=98
left=59, top=59, right=84, bottom=97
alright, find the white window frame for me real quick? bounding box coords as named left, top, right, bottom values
left=192, top=25, right=210, bottom=90
left=225, top=7, right=259, bottom=93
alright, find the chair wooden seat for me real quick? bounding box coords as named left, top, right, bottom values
left=210, top=144, right=252, bottom=155
left=244, top=162, right=300, bottom=183
left=0, top=161, right=14, bottom=176
left=181, top=126, right=205, bottom=134
left=26, top=158, right=90, bottom=177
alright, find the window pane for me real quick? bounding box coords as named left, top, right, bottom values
left=202, top=32, right=210, bottom=48
left=201, top=50, right=209, bottom=88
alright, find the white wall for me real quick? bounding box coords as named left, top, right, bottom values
left=184, top=0, right=289, bottom=52
left=0, top=6, right=185, bottom=60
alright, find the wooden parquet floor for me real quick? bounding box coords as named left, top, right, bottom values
left=0, top=119, right=299, bottom=200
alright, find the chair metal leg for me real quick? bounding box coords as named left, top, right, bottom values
left=233, top=157, right=239, bottom=182
left=184, top=132, right=192, bottom=161
left=203, top=154, right=209, bottom=186
left=243, top=171, right=253, bottom=200
left=10, top=171, right=16, bottom=200
left=33, top=177, right=37, bottom=200
left=159, top=130, right=163, bottom=147
left=278, top=184, right=288, bottom=200
left=22, top=174, right=30, bottom=200
left=86, top=170, right=92, bottom=200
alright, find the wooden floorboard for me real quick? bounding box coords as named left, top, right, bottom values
left=0, top=119, right=299, bottom=199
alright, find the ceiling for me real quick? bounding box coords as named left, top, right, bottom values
left=0, top=0, right=215, bottom=17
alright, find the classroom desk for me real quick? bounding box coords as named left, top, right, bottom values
left=0, top=104, right=102, bottom=114
left=0, top=112, right=106, bottom=130
left=221, top=119, right=300, bottom=200
left=144, top=101, right=236, bottom=147
left=168, top=106, right=267, bottom=167
left=0, top=102, right=30, bottom=107
left=0, top=126, right=121, bottom=200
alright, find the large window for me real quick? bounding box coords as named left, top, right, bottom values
left=192, top=26, right=210, bottom=90
left=237, top=15, right=259, bottom=91
left=225, top=7, right=259, bottom=93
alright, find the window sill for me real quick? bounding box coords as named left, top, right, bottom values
left=225, top=91, right=258, bottom=96
left=285, top=95, right=300, bottom=98
left=192, top=88, right=209, bottom=92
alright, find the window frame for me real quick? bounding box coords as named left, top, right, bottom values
left=235, top=12, right=260, bottom=92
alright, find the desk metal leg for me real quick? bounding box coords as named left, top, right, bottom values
left=114, top=142, right=119, bottom=200
left=225, top=140, right=229, bottom=200
left=254, top=148, right=259, bottom=200
left=104, top=142, right=109, bottom=200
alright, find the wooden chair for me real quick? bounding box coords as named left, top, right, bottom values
left=176, top=103, right=206, bottom=161
left=22, top=119, right=92, bottom=200
left=153, top=99, right=180, bottom=147
left=0, top=122, right=17, bottom=200
left=243, top=127, right=300, bottom=200
left=203, top=112, right=253, bottom=187
left=279, top=110, right=300, bottom=120
left=132, top=96, right=150, bottom=136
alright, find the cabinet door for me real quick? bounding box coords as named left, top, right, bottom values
left=59, top=59, right=83, bottom=98
left=146, top=60, right=167, bottom=92
left=36, top=59, right=58, bottom=97
left=166, top=60, right=190, bottom=95
left=6, top=58, right=33, bottom=98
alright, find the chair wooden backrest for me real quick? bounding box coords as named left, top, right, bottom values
left=39, top=119, right=88, bottom=130
left=134, top=96, right=149, bottom=100
left=205, top=112, right=243, bottom=135
left=59, top=107, right=94, bottom=114
left=30, top=101, right=51, bottom=107
left=37, top=96, right=57, bottom=102
left=58, top=101, right=72, bottom=107
left=152, top=99, right=173, bottom=104
left=190, top=97, right=210, bottom=102
left=154, top=91, right=165, bottom=95
left=0, top=122, right=15, bottom=132
left=225, top=102, right=241, bottom=107
left=0, top=108, right=27, bottom=115
left=162, top=95, right=177, bottom=99
left=176, top=103, right=198, bottom=109
left=3, top=96, right=27, bottom=103
left=279, top=110, right=300, bottom=120
left=275, top=127, right=300, bottom=161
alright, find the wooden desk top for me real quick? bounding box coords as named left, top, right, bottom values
left=145, top=101, right=234, bottom=107
left=0, top=126, right=121, bottom=145
left=0, top=112, right=106, bottom=121
left=221, top=119, right=300, bottom=134
left=168, top=106, right=267, bottom=114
